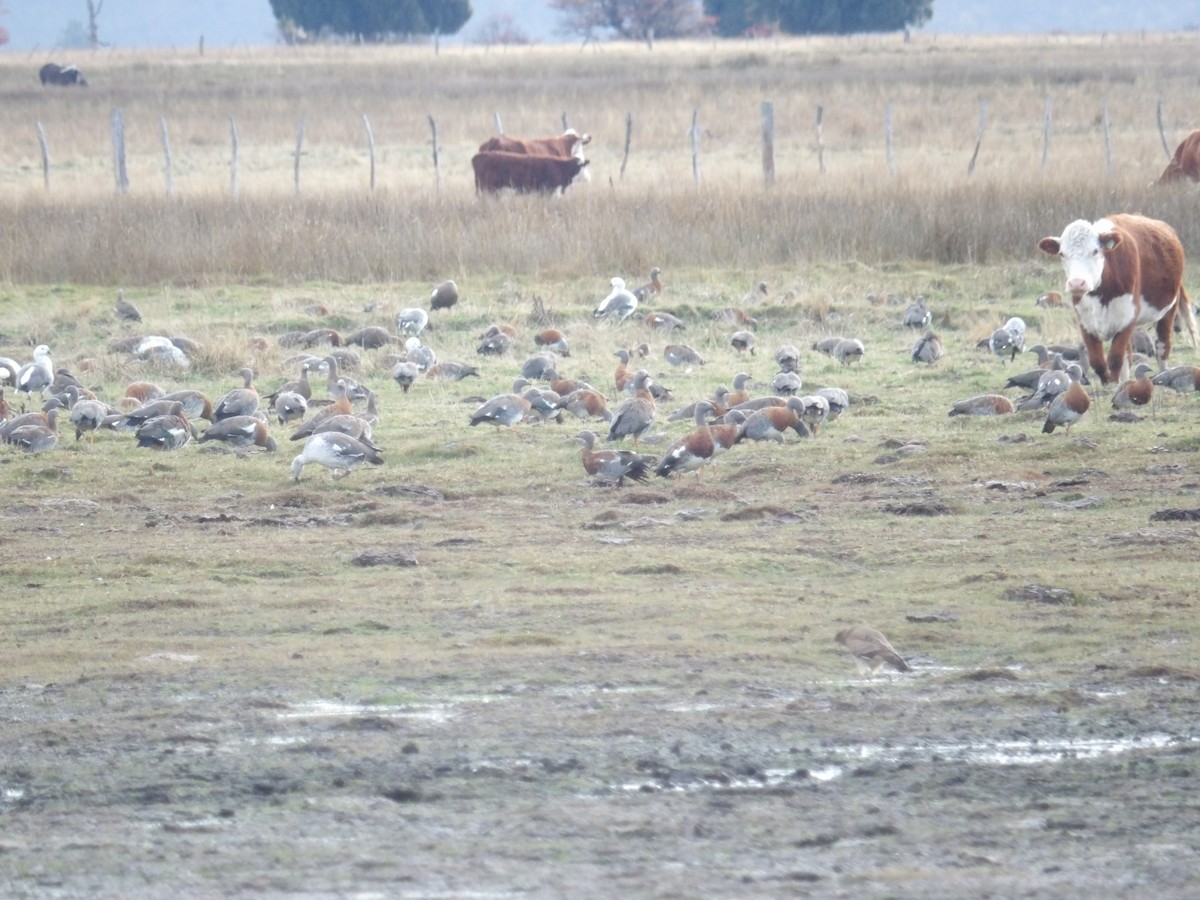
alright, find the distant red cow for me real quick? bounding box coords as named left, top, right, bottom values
left=472, top=151, right=589, bottom=195
left=478, top=130, right=591, bottom=160
left=1156, top=130, right=1200, bottom=185
left=1038, top=213, right=1197, bottom=384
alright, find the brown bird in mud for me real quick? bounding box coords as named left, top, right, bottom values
left=835, top=625, right=912, bottom=674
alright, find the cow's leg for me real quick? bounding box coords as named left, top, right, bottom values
left=1154, top=306, right=1177, bottom=370
left=1107, top=327, right=1135, bottom=385
left=1081, top=331, right=1110, bottom=384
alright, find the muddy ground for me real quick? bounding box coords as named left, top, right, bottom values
left=3, top=503, right=1199, bottom=898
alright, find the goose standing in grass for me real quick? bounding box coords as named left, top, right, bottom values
left=607, top=370, right=656, bottom=446
left=742, top=280, right=769, bottom=305
left=817, top=387, right=850, bottom=421
left=291, top=432, right=383, bottom=481
left=213, top=368, right=260, bottom=421
left=391, top=360, right=421, bottom=393
left=663, top=343, right=706, bottom=368
left=734, top=397, right=810, bottom=443
left=988, top=316, right=1026, bottom=362
left=730, top=330, right=756, bottom=356
left=534, top=328, right=570, bottom=356
left=771, top=371, right=802, bottom=396
left=160, top=389, right=215, bottom=422
left=948, top=394, right=1015, bottom=417
left=1112, top=363, right=1154, bottom=411
left=1042, top=375, right=1091, bottom=434
left=631, top=267, right=663, bottom=303
left=774, top=344, right=800, bottom=373
left=404, top=337, right=437, bottom=373
left=833, top=338, right=865, bottom=366
left=655, top=401, right=716, bottom=481
left=901, top=296, right=931, bottom=329
left=16, top=345, right=53, bottom=408
left=67, top=387, right=112, bottom=444
left=289, top=396, right=352, bottom=441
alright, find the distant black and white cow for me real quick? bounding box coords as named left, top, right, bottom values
left=39, top=63, right=88, bottom=87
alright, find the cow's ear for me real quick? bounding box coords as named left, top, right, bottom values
left=1100, top=233, right=1121, bottom=252
left=1037, top=237, right=1060, bottom=256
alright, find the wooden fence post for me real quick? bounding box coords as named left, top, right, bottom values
left=1101, top=102, right=1113, bottom=176
left=294, top=116, right=307, bottom=196
left=493, top=112, right=503, bottom=134
left=1041, top=98, right=1052, bottom=169
left=111, top=108, right=129, bottom=194
left=884, top=103, right=896, bottom=177
left=967, top=101, right=988, bottom=176
left=160, top=117, right=174, bottom=196
left=562, top=111, right=569, bottom=132
left=815, top=105, right=826, bottom=175
left=1156, top=99, right=1170, bottom=159
left=36, top=122, right=50, bottom=192
left=689, top=107, right=701, bottom=186
left=619, top=111, right=632, bottom=179
left=362, top=114, right=376, bottom=191
left=761, top=100, right=775, bottom=188
left=229, top=116, right=239, bottom=199
left=429, top=115, right=443, bottom=190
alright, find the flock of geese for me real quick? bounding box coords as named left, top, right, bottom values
left=6, top=274, right=1197, bottom=493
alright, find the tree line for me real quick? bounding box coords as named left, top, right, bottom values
left=265, top=0, right=933, bottom=42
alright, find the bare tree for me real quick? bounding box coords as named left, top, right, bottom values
left=551, top=0, right=711, bottom=42
left=86, top=0, right=103, bottom=49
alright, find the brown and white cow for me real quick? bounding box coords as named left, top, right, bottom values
left=1155, top=130, right=1200, bottom=185
left=472, top=151, right=588, bottom=195
left=478, top=129, right=591, bottom=160
left=1038, top=214, right=1198, bottom=385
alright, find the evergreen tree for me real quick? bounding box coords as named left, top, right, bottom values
left=269, top=0, right=472, bottom=40
left=706, top=0, right=932, bottom=37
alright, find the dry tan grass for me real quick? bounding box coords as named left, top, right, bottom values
left=2, top=33, right=1200, bottom=284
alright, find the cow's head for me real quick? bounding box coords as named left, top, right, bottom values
left=1038, top=218, right=1122, bottom=299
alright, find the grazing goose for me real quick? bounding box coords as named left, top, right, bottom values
left=593, top=277, right=639, bottom=322
left=833, top=338, right=865, bottom=366
left=67, top=388, right=112, bottom=444
left=799, top=394, right=831, bottom=435
left=655, top=401, right=716, bottom=481
left=160, top=389, right=215, bottom=422
left=576, top=430, right=655, bottom=487
left=391, top=360, right=421, bottom=393
left=774, top=344, right=800, bottom=373
left=213, top=368, right=260, bottom=421
left=730, top=330, right=756, bottom=356
left=836, top=624, right=912, bottom=674
left=264, top=363, right=313, bottom=405
left=117, top=398, right=195, bottom=432
left=4, top=407, right=59, bottom=452
left=948, top=394, right=1015, bottom=417
left=425, top=361, right=480, bottom=382
left=811, top=336, right=842, bottom=356
left=771, top=371, right=802, bottom=396
left=124, top=381, right=166, bottom=406
left=534, top=328, right=570, bottom=356
left=289, top=396, right=353, bottom=441
left=561, top=388, right=612, bottom=423
left=613, top=349, right=633, bottom=394
left=901, top=296, right=931, bottom=329
left=724, top=372, right=755, bottom=408
left=274, top=390, right=308, bottom=425
left=713, top=307, right=757, bottom=329
left=477, top=330, right=513, bottom=355
left=134, top=402, right=196, bottom=450
left=663, top=343, right=706, bottom=368
left=430, top=279, right=459, bottom=311
left=403, top=337, right=437, bottom=373
left=344, top=326, right=392, bottom=349
left=911, top=329, right=943, bottom=365
left=1150, top=365, right=1200, bottom=394
left=520, top=353, right=558, bottom=381
left=1111, top=363, right=1154, bottom=411
left=114, top=289, right=142, bottom=322
left=988, top=316, right=1026, bottom=362
left=639, top=311, right=684, bottom=333
left=397, top=307, right=430, bottom=337
left=607, top=370, right=657, bottom=446
left=817, top=387, right=850, bottom=420
left=1016, top=363, right=1085, bottom=412
left=469, top=393, right=532, bottom=430
left=134, top=335, right=190, bottom=369
left=198, top=415, right=278, bottom=452
left=291, top=432, right=383, bottom=481
left=734, top=397, right=810, bottom=443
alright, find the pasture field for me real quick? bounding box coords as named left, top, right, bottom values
left=2, top=35, right=1200, bottom=897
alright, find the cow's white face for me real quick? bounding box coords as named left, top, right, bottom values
left=1038, top=218, right=1121, bottom=298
